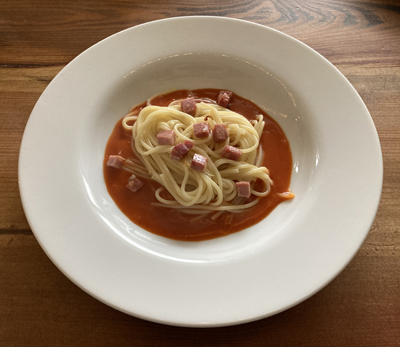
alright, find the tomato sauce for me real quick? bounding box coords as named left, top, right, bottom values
left=104, top=89, right=293, bottom=241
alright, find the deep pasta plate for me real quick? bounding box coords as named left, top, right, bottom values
left=18, top=17, right=382, bottom=327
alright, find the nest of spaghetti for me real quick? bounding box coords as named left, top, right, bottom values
left=107, top=92, right=294, bottom=220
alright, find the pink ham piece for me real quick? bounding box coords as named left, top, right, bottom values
left=213, top=124, right=229, bottom=143
left=181, top=98, right=197, bottom=116
left=221, top=146, right=241, bottom=161
left=170, top=141, right=193, bottom=161
left=157, top=129, right=176, bottom=145
left=193, top=122, right=211, bottom=138
left=126, top=175, right=144, bottom=193
left=236, top=181, right=251, bottom=198
left=190, top=153, right=208, bottom=172
left=217, top=90, right=233, bottom=108
left=107, top=155, right=126, bottom=169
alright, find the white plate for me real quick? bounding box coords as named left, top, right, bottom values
left=19, top=17, right=382, bottom=327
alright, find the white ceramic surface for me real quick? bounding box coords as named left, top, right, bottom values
left=19, top=17, right=382, bottom=327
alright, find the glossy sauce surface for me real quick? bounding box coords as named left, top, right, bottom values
left=104, top=89, right=293, bottom=241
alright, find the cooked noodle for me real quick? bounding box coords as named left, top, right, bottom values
left=122, top=100, right=273, bottom=212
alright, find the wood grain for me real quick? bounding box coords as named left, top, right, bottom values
left=0, top=0, right=399, bottom=345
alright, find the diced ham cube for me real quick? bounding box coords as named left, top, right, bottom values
left=126, top=176, right=144, bottom=193
left=217, top=90, right=233, bottom=108
left=193, top=122, right=211, bottom=138
left=181, top=98, right=197, bottom=116
left=221, top=146, right=242, bottom=161
left=236, top=181, right=251, bottom=198
left=157, top=129, right=176, bottom=145
left=170, top=141, right=193, bottom=161
left=107, top=155, right=126, bottom=169
left=213, top=124, right=229, bottom=143
left=183, top=140, right=194, bottom=150
left=190, top=153, right=208, bottom=172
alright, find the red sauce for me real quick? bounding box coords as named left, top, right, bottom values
left=104, top=89, right=293, bottom=241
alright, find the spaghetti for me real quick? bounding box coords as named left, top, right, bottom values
left=121, top=100, right=274, bottom=213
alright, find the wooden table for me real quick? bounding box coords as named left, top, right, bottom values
left=1, top=0, right=399, bottom=345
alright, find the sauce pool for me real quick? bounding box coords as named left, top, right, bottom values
left=104, top=89, right=293, bottom=241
